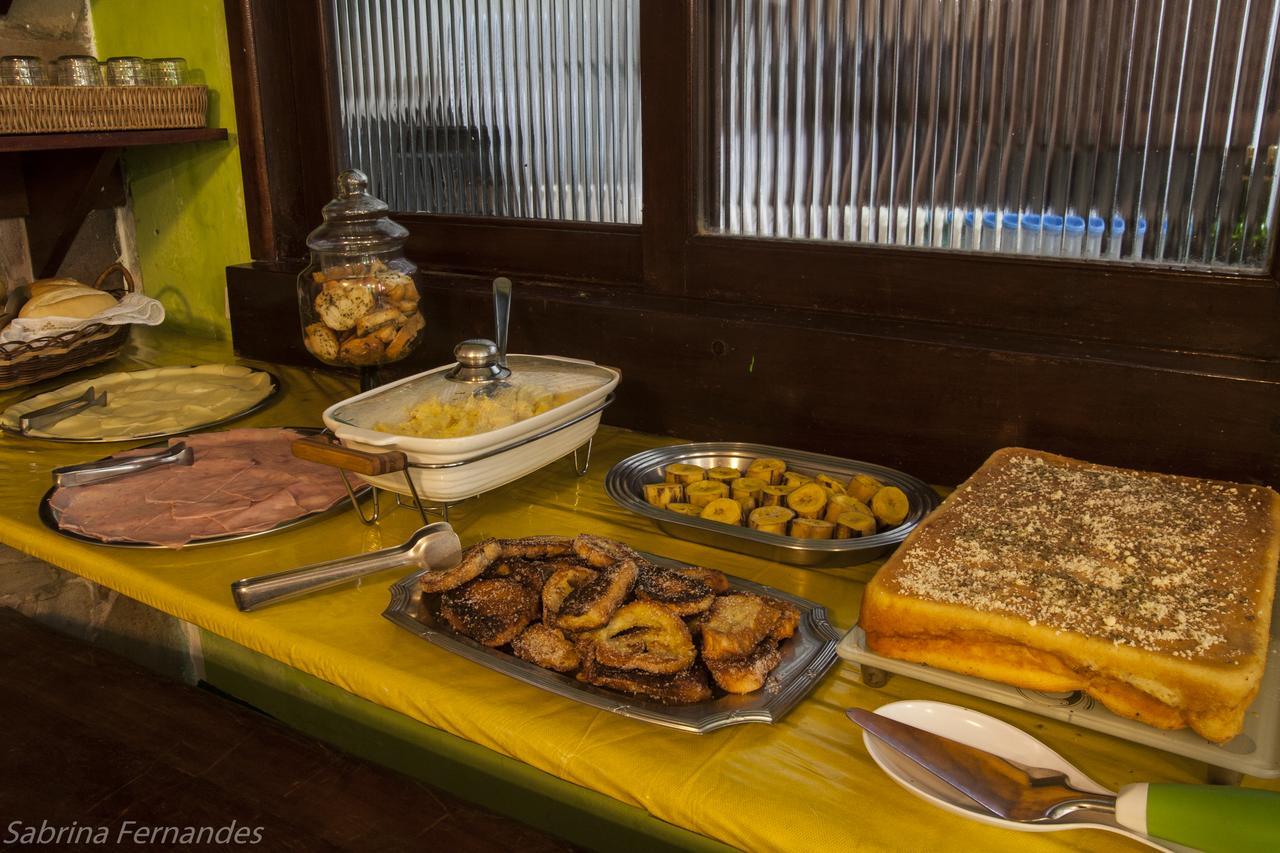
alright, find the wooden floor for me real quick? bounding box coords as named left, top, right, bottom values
left=0, top=607, right=578, bottom=852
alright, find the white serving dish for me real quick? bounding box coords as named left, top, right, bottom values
left=860, top=701, right=1184, bottom=851
left=321, top=354, right=619, bottom=503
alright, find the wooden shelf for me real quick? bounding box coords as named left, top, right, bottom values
left=0, top=126, right=227, bottom=153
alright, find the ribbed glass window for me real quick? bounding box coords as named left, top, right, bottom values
left=709, top=0, right=1280, bottom=270
left=328, top=0, right=642, bottom=224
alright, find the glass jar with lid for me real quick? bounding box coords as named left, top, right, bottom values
left=298, top=170, right=424, bottom=383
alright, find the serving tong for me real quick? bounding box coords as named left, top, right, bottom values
left=52, top=441, right=193, bottom=488
left=231, top=521, right=461, bottom=611
left=20, top=386, right=108, bottom=434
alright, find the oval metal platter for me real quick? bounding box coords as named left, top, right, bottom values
left=605, top=442, right=940, bottom=568
left=39, top=426, right=367, bottom=549
left=383, top=550, right=842, bottom=733
left=1, top=366, right=281, bottom=443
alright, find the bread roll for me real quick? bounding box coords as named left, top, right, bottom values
left=19, top=286, right=118, bottom=319
left=25, top=278, right=86, bottom=299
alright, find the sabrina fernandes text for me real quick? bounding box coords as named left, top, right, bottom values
left=5, top=821, right=264, bottom=845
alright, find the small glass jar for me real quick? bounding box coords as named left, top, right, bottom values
left=53, top=55, right=103, bottom=86
left=0, top=56, right=47, bottom=86
left=104, top=56, right=150, bottom=86
left=298, top=170, right=423, bottom=376
left=147, top=57, right=187, bottom=86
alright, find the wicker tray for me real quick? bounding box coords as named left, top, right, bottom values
left=0, top=85, right=207, bottom=134
left=0, top=263, right=134, bottom=390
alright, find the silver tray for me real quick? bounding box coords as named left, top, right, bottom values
left=38, top=427, right=366, bottom=549
left=383, top=551, right=842, bottom=732
left=837, top=602, right=1280, bottom=778
left=605, top=442, right=940, bottom=568
left=2, top=367, right=280, bottom=443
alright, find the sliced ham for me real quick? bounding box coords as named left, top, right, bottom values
left=50, top=428, right=350, bottom=548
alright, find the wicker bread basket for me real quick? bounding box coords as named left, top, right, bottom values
left=0, top=85, right=207, bottom=134
left=0, top=263, right=135, bottom=390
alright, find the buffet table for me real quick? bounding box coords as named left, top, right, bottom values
left=3, top=328, right=1276, bottom=853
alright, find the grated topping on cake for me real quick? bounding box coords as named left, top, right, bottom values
left=889, top=453, right=1277, bottom=661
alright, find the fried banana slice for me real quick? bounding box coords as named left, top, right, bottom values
left=700, top=592, right=784, bottom=660
left=439, top=577, right=539, bottom=647
left=511, top=623, right=581, bottom=672
left=674, top=565, right=730, bottom=594
left=572, top=533, right=642, bottom=568
left=554, top=559, right=639, bottom=631
left=634, top=564, right=716, bottom=616
left=577, top=648, right=712, bottom=705
left=595, top=601, right=696, bottom=674
left=499, top=535, right=575, bottom=560
left=705, top=638, right=784, bottom=694
left=542, top=565, right=599, bottom=624
left=770, top=599, right=801, bottom=641
left=419, top=539, right=502, bottom=593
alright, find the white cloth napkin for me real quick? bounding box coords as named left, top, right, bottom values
left=0, top=292, right=166, bottom=344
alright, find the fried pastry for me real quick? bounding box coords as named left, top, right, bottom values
left=420, top=539, right=502, bottom=593
left=499, top=535, right=575, bottom=560
left=542, top=565, right=598, bottom=624
left=634, top=564, right=716, bottom=615
left=488, top=557, right=578, bottom=593
left=577, top=647, right=713, bottom=705
left=439, top=577, right=539, bottom=647
left=573, top=533, right=642, bottom=568
left=700, top=593, right=785, bottom=661
left=595, top=602, right=696, bottom=674
left=705, top=639, right=783, bottom=693
left=674, top=565, right=730, bottom=594
left=770, top=600, right=801, bottom=641
left=860, top=447, right=1280, bottom=743
left=511, top=623, right=580, bottom=672
left=554, top=558, right=639, bottom=631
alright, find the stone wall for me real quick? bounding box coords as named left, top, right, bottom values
left=0, top=545, right=198, bottom=682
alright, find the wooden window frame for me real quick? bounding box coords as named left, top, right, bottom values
left=228, top=0, right=1280, bottom=362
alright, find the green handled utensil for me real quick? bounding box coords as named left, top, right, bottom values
left=847, top=708, right=1280, bottom=852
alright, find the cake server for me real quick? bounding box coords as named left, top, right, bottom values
left=847, top=708, right=1279, bottom=852
left=231, top=522, right=461, bottom=612
left=20, top=386, right=108, bottom=434
left=52, top=441, right=193, bottom=488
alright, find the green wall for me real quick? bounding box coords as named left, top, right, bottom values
left=91, top=0, right=249, bottom=339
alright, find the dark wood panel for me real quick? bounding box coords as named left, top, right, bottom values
left=639, top=0, right=695, bottom=295
left=0, top=127, right=226, bottom=154
left=686, top=234, right=1280, bottom=360
left=23, top=148, right=124, bottom=278
left=227, top=263, right=1280, bottom=487
left=0, top=153, right=27, bottom=218
left=226, top=0, right=336, bottom=260
left=400, top=214, right=642, bottom=284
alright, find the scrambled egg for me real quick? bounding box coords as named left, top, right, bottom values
left=378, top=385, right=589, bottom=438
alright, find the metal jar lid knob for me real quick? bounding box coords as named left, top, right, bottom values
left=446, top=339, right=511, bottom=383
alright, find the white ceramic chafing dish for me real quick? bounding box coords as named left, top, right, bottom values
left=306, top=345, right=619, bottom=511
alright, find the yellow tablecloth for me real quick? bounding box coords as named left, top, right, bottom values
left=3, top=329, right=1275, bottom=853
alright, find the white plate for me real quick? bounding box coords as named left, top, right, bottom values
left=860, top=700, right=1185, bottom=851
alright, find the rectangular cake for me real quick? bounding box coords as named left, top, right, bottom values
left=859, top=447, right=1280, bottom=743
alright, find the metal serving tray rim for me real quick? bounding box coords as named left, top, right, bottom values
left=2, top=367, right=280, bottom=443
left=383, top=551, right=842, bottom=733
left=605, top=442, right=940, bottom=554
left=836, top=616, right=1280, bottom=778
